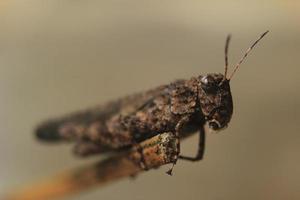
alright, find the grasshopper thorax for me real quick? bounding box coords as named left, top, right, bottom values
left=198, top=73, right=233, bottom=131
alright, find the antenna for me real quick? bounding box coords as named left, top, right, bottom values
left=224, top=34, right=231, bottom=79
left=228, top=30, right=269, bottom=80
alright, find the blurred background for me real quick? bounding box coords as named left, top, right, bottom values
left=0, top=1, right=299, bottom=200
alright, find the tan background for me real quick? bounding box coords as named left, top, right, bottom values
left=0, top=1, right=299, bottom=200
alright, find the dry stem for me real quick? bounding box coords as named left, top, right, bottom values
left=3, top=132, right=178, bottom=200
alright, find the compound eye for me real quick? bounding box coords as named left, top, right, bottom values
left=201, top=76, right=209, bottom=84
left=201, top=77, right=217, bottom=94
left=208, top=121, right=220, bottom=130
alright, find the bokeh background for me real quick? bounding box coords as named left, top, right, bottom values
left=0, top=1, right=299, bottom=200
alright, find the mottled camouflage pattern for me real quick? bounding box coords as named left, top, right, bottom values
left=36, top=73, right=233, bottom=157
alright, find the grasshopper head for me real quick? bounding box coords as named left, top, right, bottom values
left=198, top=73, right=233, bottom=131
left=198, top=31, right=268, bottom=131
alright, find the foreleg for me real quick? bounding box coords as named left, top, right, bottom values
left=179, top=125, right=206, bottom=161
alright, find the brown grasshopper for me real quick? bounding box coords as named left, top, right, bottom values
left=36, top=31, right=268, bottom=175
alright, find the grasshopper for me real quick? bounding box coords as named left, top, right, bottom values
left=36, top=31, right=268, bottom=175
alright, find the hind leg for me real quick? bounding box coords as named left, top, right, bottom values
left=165, top=116, right=189, bottom=175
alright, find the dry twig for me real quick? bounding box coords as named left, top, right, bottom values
left=4, top=132, right=178, bottom=200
